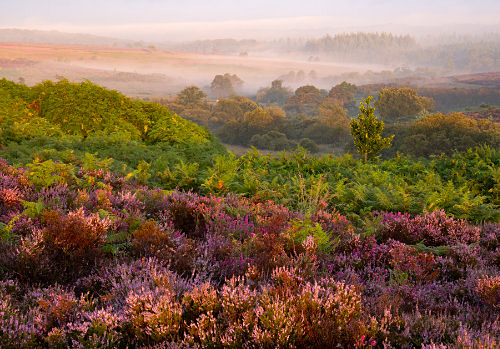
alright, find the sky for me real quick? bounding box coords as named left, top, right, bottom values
left=1, top=0, right=499, bottom=41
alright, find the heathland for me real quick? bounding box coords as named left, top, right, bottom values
left=0, top=77, right=498, bottom=347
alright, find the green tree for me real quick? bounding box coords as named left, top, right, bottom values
left=317, top=102, right=349, bottom=128
left=395, top=112, right=500, bottom=157
left=375, top=87, right=434, bottom=121
left=174, top=86, right=207, bottom=107
left=211, top=96, right=258, bottom=123
left=327, top=81, right=357, bottom=106
left=350, top=96, right=394, bottom=161
left=167, top=86, right=211, bottom=125
left=256, top=80, right=292, bottom=107
left=284, top=85, right=322, bottom=116
left=299, top=101, right=350, bottom=145
left=209, top=74, right=243, bottom=99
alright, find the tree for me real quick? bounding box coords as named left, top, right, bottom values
left=327, top=81, right=357, bottom=106
left=256, top=80, right=292, bottom=107
left=350, top=96, right=394, bottom=161
left=231, top=96, right=258, bottom=115
left=396, top=112, right=499, bottom=157
left=209, top=74, right=243, bottom=99
left=317, top=102, right=349, bottom=128
left=166, top=86, right=211, bottom=125
left=211, top=96, right=258, bottom=123
left=174, top=86, right=207, bottom=107
left=243, top=106, right=285, bottom=130
left=284, top=85, right=322, bottom=116
left=310, top=102, right=351, bottom=144
left=211, top=98, right=243, bottom=123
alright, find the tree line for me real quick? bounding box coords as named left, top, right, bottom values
left=157, top=77, right=498, bottom=157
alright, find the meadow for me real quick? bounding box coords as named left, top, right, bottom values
left=0, top=42, right=365, bottom=97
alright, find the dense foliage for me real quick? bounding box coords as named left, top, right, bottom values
left=155, top=81, right=357, bottom=151
left=0, top=78, right=226, bottom=185
left=200, top=147, right=499, bottom=223
left=374, top=87, right=434, bottom=121
left=1, top=80, right=498, bottom=222
left=384, top=112, right=500, bottom=157
left=358, top=84, right=500, bottom=114
left=161, top=80, right=499, bottom=156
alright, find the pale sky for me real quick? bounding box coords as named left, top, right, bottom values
left=1, top=0, right=499, bottom=41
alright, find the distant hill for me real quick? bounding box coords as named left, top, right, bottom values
left=0, top=28, right=137, bottom=47
left=451, top=72, right=500, bottom=88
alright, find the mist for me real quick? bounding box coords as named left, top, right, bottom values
left=2, top=0, right=500, bottom=41
left=0, top=0, right=499, bottom=99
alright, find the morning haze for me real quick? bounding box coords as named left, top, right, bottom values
left=2, top=0, right=500, bottom=40
left=0, top=0, right=499, bottom=96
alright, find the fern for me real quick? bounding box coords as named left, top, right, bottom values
left=22, top=199, right=45, bottom=219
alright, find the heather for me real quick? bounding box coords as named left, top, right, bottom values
left=0, top=158, right=498, bottom=348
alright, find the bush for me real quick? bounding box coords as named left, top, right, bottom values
left=476, top=275, right=500, bottom=309
left=376, top=210, right=480, bottom=246
left=299, top=138, right=319, bottom=153
left=42, top=208, right=110, bottom=255
left=249, top=131, right=297, bottom=151
left=385, top=112, right=499, bottom=158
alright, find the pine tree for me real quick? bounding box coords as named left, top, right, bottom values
left=350, top=96, right=393, bottom=161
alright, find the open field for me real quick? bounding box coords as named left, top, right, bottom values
left=2, top=41, right=499, bottom=101
left=0, top=41, right=380, bottom=97
left=452, top=72, right=500, bottom=88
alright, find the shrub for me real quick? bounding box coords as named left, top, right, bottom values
left=131, top=220, right=197, bottom=275
left=387, top=113, right=500, bottom=157
left=42, top=208, right=110, bottom=255
left=250, top=131, right=298, bottom=151
left=299, top=138, right=319, bottom=153
left=377, top=210, right=480, bottom=246
left=476, top=275, right=500, bottom=309
left=125, top=286, right=183, bottom=343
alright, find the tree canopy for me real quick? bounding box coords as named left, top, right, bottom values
left=284, top=85, right=323, bottom=116
left=375, top=87, right=435, bottom=121
left=256, top=80, right=292, bottom=107
left=327, top=81, right=357, bottom=106
left=210, top=74, right=243, bottom=99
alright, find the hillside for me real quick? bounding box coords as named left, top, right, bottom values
left=0, top=28, right=134, bottom=47
left=0, top=79, right=226, bottom=184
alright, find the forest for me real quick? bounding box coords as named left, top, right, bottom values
left=169, top=32, right=500, bottom=73
left=0, top=77, right=498, bottom=347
